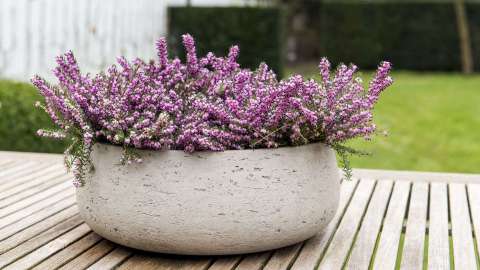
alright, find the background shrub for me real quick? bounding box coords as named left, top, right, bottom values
left=0, top=80, right=65, bottom=153
left=293, top=2, right=479, bottom=71
left=168, top=7, right=285, bottom=76
left=322, top=3, right=458, bottom=70
left=468, top=4, right=480, bottom=70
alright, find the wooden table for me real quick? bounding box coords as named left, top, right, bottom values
left=0, top=151, right=479, bottom=270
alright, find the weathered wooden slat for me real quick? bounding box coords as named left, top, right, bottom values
left=449, top=183, right=477, bottom=270
left=290, top=179, right=358, bottom=270
left=58, top=239, right=116, bottom=270
left=345, top=180, right=393, bottom=269
left=0, top=151, right=63, bottom=163
left=0, top=162, right=47, bottom=184
left=0, top=216, right=83, bottom=265
left=352, top=169, right=480, bottom=184
left=319, top=179, right=376, bottom=269
left=0, top=195, right=76, bottom=241
left=0, top=161, right=39, bottom=177
left=2, top=223, right=91, bottom=270
left=0, top=164, right=64, bottom=193
left=0, top=188, right=74, bottom=229
left=31, top=232, right=103, bottom=270
left=116, top=254, right=212, bottom=270
left=400, top=182, right=428, bottom=270
left=371, top=181, right=410, bottom=270
left=234, top=251, right=272, bottom=270
left=0, top=205, right=78, bottom=254
left=428, top=182, right=450, bottom=270
left=0, top=174, right=70, bottom=208
left=208, top=255, right=242, bottom=270
left=0, top=159, right=13, bottom=166
left=467, top=183, right=480, bottom=270
left=114, top=255, right=169, bottom=270
left=0, top=160, right=17, bottom=170
left=0, top=216, right=83, bottom=263
left=0, top=165, right=66, bottom=195
left=263, top=243, right=303, bottom=270
left=86, top=247, right=132, bottom=270
left=2, top=161, right=46, bottom=173
left=0, top=181, right=72, bottom=218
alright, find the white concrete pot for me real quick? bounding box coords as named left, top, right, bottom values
left=76, top=143, right=341, bottom=255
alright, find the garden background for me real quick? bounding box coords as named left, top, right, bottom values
left=0, top=0, right=479, bottom=174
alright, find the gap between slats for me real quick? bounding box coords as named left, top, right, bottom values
left=356, top=181, right=411, bottom=270
left=392, top=181, right=480, bottom=270
left=448, top=183, right=478, bottom=270
left=318, top=179, right=377, bottom=269
left=398, top=182, right=429, bottom=269
left=343, top=180, right=395, bottom=269
left=465, top=184, right=480, bottom=269
left=86, top=247, right=133, bottom=270
left=290, top=179, right=360, bottom=269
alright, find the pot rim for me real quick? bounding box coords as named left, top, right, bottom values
left=94, top=141, right=330, bottom=154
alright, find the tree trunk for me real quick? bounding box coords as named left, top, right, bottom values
left=454, top=0, right=474, bottom=74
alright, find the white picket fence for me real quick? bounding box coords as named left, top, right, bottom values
left=0, top=0, right=254, bottom=81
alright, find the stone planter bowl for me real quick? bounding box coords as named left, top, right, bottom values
left=76, top=143, right=341, bottom=255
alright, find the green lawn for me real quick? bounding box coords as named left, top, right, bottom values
left=289, top=65, right=480, bottom=174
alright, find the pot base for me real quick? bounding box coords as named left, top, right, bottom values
left=76, top=143, right=340, bottom=255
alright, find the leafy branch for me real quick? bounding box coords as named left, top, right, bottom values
left=331, top=143, right=370, bottom=180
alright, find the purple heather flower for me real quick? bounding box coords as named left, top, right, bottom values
left=156, top=37, right=168, bottom=67
left=182, top=34, right=199, bottom=75
left=33, top=35, right=393, bottom=185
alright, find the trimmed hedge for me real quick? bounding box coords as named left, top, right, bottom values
left=294, top=2, right=480, bottom=71
left=325, top=3, right=458, bottom=70
left=468, top=4, right=480, bottom=71
left=168, top=7, right=285, bottom=76
left=0, top=81, right=65, bottom=153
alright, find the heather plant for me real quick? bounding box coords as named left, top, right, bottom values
left=33, top=34, right=393, bottom=186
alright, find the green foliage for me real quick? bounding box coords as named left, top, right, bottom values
left=0, top=80, right=66, bottom=153
left=296, top=2, right=480, bottom=71
left=168, top=7, right=285, bottom=76
left=331, top=143, right=370, bottom=180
